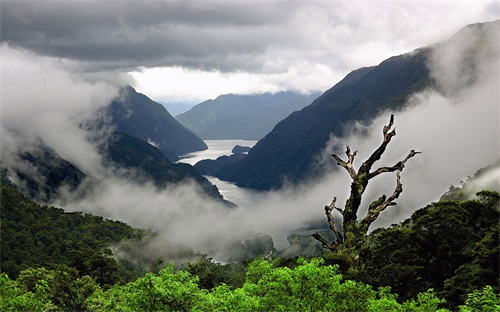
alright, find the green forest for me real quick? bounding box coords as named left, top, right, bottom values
left=1, top=175, right=499, bottom=311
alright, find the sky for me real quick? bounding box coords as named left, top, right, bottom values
left=1, top=0, right=498, bottom=105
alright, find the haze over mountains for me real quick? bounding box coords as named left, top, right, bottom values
left=109, top=86, right=207, bottom=162
left=213, top=20, right=500, bottom=192
left=1, top=19, right=498, bottom=266
left=176, top=91, right=320, bottom=140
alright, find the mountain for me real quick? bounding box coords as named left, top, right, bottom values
left=108, top=86, right=207, bottom=162
left=160, top=101, right=196, bottom=117
left=175, top=91, right=321, bottom=140
left=104, top=132, right=226, bottom=201
left=0, top=140, right=87, bottom=203
left=215, top=21, right=498, bottom=190
left=1, top=134, right=226, bottom=205
left=216, top=51, right=432, bottom=189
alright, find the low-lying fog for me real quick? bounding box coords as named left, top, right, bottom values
left=1, top=23, right=498, bottom=262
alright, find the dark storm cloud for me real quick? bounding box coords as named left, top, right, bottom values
left=1, top=0, right=297, bottom=72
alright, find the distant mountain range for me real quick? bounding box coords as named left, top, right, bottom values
left=175, top=91, right=321, bottom=140
left=160, top=102, right=196, bottom=117
left=213, top=20, right=498, bottom=190
left=109, top=86, right=207, bottom=162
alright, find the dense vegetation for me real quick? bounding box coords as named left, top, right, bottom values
left=2, top=257, right=498, bottom=311
left=2, top=174, right=498, bottom=310
left=356, top=190, right=499, bottom=309
left=1, top=141, right=86, bottom=203
left=0, top=181, right=147, bottom=283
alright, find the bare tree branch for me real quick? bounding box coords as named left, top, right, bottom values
left=360, top=114, right=397, bottom=174
left=312, top=114, right=420, bottom=263
left=312, top=232, right=337, bottom=251
left=367, top=150, right=421, bottom=179
left=325, top=197, right=344, bottom=245
left=361, top=149, right=421, bottom=231
left=332, top=146, right=358, bottom=180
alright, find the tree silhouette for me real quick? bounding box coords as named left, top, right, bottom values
left=312, top=115, right=420, bottom=263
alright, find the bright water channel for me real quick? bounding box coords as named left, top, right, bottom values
left=177, top=140, right=263, bottom=208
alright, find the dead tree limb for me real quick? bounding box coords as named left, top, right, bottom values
left=312, top=115, right=420, bottom=254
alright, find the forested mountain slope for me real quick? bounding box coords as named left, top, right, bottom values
left=0, top=141, right=86, bottom=203
left=108, top=86, right=207, bottom=162
left=216, top=20, right=498, bottom=190
left=217, top=49, right=432, bottom=189
left=176, top=91, right=320, bottom=140
left=0, top=181, right=146, bottom=281
left=104, top=132, right=226, bottom=201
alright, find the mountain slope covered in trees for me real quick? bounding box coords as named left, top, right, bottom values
left=108, top=86, right=207, bottom=162
left=176, top=91, right=320, bottom=140
left=1, top=177, right=498, bottom=311
left=104, top=132, right=226, bottom=201
left=216, top=21, right=498, bottom=190
left=216, top=49, right=432, bottom=189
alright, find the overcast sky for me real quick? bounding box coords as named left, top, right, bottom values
left=1, top=1, right=498, bottom=104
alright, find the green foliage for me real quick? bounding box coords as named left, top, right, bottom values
left=86, top=263, right=203, bottom=311
left=358, top=191, right=500, bottom=308
left=184, top=254, right=246, bottom=290
left=459, top=286, right=500, bottom=312
left=196, top=258, right=449, bottom=312
left=7, top=257, right=481, bottom=311
left=0, top=182, right=146, bottom=282
left=0, top=273, right=55, bottom=312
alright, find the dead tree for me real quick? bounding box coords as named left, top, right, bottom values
left=312, top=115, right=420, bottom=259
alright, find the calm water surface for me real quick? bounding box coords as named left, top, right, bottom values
left=177, top=140, right=262, bottom=208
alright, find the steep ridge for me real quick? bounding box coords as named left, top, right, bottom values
left=0, top=141, right=86, bottom=203
left=105, top=132, right=226, bottom=201
left=108, top=86, right=207, bottom=162
left=216, top=20, right=500, bottom=190
left=216, top=49, right=432, bottom=190
left=1, top=132, right=227, bottom=204
left=176, top=91, right=320, bottom=140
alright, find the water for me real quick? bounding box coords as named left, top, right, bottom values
left=178, top=139, right=257, bottom=165
left=177, top=140, right=262, bottom=207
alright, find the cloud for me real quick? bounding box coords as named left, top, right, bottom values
left=3, top=1, right=496, bottom=104
left=2, top=1, right=496, bottom=75
left=0, top=44, right=120, bottom=176
left=317, top=20, right=499, bottom=229
left=2, top=8, right=498, bottom=263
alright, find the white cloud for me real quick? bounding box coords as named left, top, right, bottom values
left=0, top=44, right=120, bottom=176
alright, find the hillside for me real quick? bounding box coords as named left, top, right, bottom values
left=0, top=140, right=87, bottom=203
left=0, top=132, right=226, bottom=204
left=216, top=20, right=498, bottom=190
left=176, top=91, right=320, bottom=140
left=108, top=86, right=207, bottom=162
left=216, top=50, right=431, bottom=189
left=0, top=180, right=146, bottom=281
left=104, top=132, right=226, bottom=201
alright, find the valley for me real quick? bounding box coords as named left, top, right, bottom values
left=1, top=9, right=499, bottom=310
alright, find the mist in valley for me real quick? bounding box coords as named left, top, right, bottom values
left=1, top=21, right=498, bottom=264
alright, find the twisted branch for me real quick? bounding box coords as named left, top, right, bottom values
left=332, top=146, right=358, bottom=180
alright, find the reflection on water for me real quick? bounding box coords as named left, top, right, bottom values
left=177, top=140, right=262, bottom=207
left=178, top=139, right=257, bottom=165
